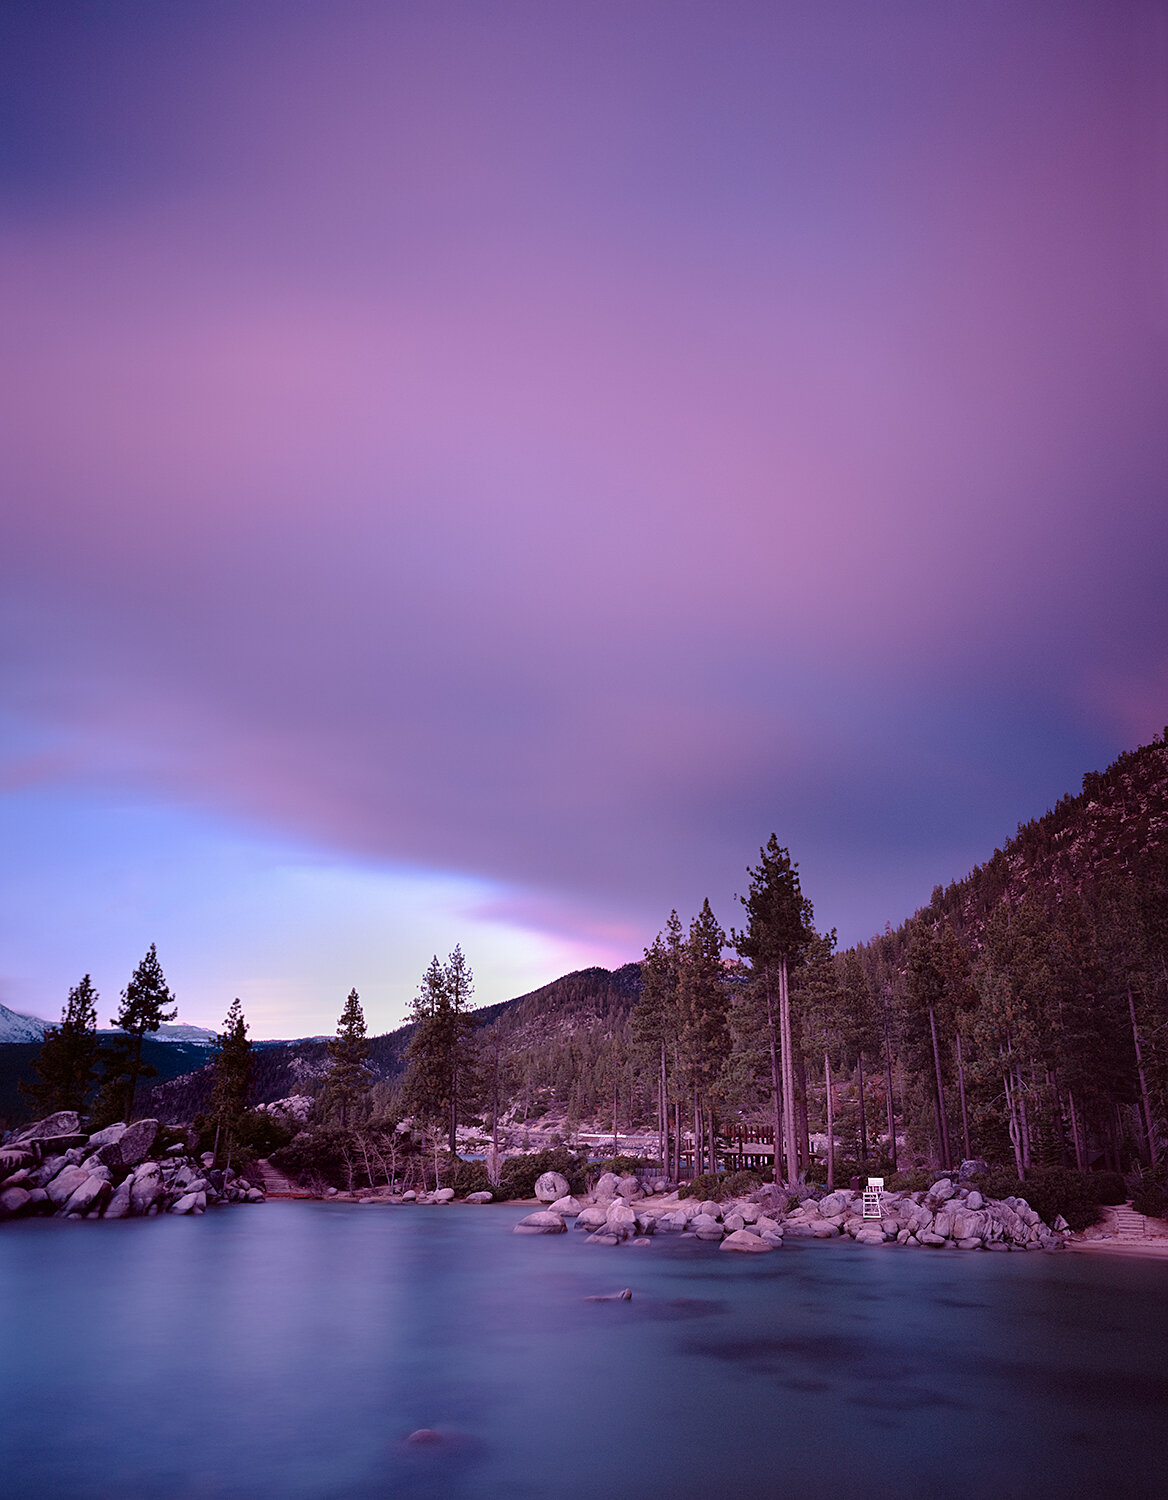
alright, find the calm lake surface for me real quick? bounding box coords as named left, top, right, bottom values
left=2, top=1203, right=1165, bottom=1500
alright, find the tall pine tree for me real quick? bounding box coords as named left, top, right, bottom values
left=21, top=975, right=100, bottom=1115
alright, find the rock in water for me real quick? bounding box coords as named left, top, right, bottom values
left=46, top=1165, right=90, bottom=1206
left=720, top=1229, right=773, bottom=1253
left=433, top=1187, right=455, bottom=1202
left=585, top=1288, right=633, bottom=1300
left=514, top=1210, right=567, bottom=1234
left=534, top=1171, right=570, bottom=1203
left=103, top=1178, right=133, bottom=1219
left=130, top=1162, right=163, bottom=1215
left=548, top=1195, right=583, bottom=1216
left=0, top=1186, right=32, bottom=1217
left=465, top=1191, right=494, bottom=1203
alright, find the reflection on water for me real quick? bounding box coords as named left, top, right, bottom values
left=1, top=1204, right=1165, bottom=1499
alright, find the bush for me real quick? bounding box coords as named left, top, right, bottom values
left=1091, top=1170, right=1128, bottom=1206
left=499, top=1147, right=589, bottom=1200
left=883, top=1168, right=935, bottom=1193
left=593, top=1154, right=657, bottom=1175
left=974, top=1167, right=1114, bottom=1232
left=447, top=1158, right=490, bottom=1197
left=1132, top=1182, right=1168, bottom=1220
left=679, top=1169, right=763, bottom=1202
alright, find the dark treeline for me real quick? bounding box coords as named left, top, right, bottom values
left=615, top=732, right=1168, bottom=1188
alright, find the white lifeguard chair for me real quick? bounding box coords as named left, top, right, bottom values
left=862, top=1177, right=886, bottom=1219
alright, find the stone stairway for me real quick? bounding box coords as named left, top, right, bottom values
left=1108, top=1203, right=1153, bottom=1238
left=253, top=1158, right=311, bottom=1199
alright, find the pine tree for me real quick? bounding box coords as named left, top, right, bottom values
left=21, top=975, right=100, bottom=1115
left=322, top=989, right=372, bottom=1128
left=210, top=998, right=253, bottom=1165
left=677, top=899, right=729, bottom=1176
left=732, top=837, right=816, bottom=1183
left=95, top=944, right=177, bottom=1123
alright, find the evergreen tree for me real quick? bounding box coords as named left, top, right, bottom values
left=21, top=975, right=100, bottom=1115
left=210, top=998, right=254, bottom=1165
left=732, top=837, right=816, bottom=1183
left=95, top=944, right=177, bottom=1123
left=402, top=948, right=478, bottom=1153
left=322, top=989, right=372, bottom=1128
left=677, top=899, right=729, bottom=1175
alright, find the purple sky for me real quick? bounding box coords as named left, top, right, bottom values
left=2, top=2, right=1166, bottom=1036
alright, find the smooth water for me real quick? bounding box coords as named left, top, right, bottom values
left=2, top=1205, right=1165, bottom=1500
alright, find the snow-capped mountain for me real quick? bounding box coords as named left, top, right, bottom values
left=0, top=1004, right=48, bottom=1043
left=0, top=1004, right=217, bottom=1047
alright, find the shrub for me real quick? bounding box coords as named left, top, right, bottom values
left=499, top=1147, right=589, bottom=1200
left=447, top=1158, right=490, bottom=1197
left=975, top=1167, right=1112, bottom=1232
left=1132, top=1182, right=1168, bottom=1220
left=1091, top=1170, right=1128, bottom=1206
left=594, top=1154, right=661, bottom=1176
left=883, top=1168, right=935, bottom=1193
left=679, top=1169, right=763, bottom=1201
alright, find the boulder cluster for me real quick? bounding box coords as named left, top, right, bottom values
left=0, top=1111, right=266, bottom=1222
left=513, top=1170, right=1067, bottom=1253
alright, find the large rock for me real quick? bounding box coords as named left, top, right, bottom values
left=130, top=1162, right=164, bottom=1215
left=0, top=1186, right=32, bottom=1217
left=433, top=1188, right=455, bottom=1202
left=534, top=1171, right=570, bottom=1203
left=46, top=1164, right=91, bottom=1206
left=818, top=1191, right=851, bottom=1218
left=465, top=1191, right=494, bottom=1203
left=513, top=1211, right=566, bottom=1234
left=605, top=1201, right=638, bottom=1240
left=170, top=1192, right=200, bottom=1215
left=592, top=1172, right=619, bottom=1200
left=720, top=1229, right=773, bottom=1253
left=13, top=1111, right=81, bottom=1143
left=615, top=1176, right=641, bottom=1199
left=62, top=1175, right=110, bottom=1216
left=115, top=1119, right=159, bottom=1168
left=926, top=1178, right=956, bottom=1205
left=86, top=1123, right=128, bottom=1150
left=103, top=1177, right=134, bottom=1219
left=548, top=1195, right=583, bottom=1216
left=576, top=1204, right=610, bottom=1231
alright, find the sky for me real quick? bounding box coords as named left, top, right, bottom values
left=2, top=1, right=1166, bottom=1037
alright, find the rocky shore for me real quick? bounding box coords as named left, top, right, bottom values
left=511, top=1170, right=1069, bottom=1252
left=0, top=1111, right=266, bottom=1221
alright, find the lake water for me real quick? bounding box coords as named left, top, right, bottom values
left=2, top=1203, right=1165, bottom=1499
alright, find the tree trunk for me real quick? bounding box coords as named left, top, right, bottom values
left=1067, top=1086, right=1085, bottom=1172
left=1128, top=986, right=1159, bottom=1167
left=881, top=983, right=898, bottom=1170
left=795, top=1045, right=810, bottom=1172
left=1015, top=1062, right=1032, bottom=1175
left=660, top=1041, right=669, bottom=1179
left=955, top=1032, right=971, bottom=1163
left=778, top=959, right=799, bottom=1183
left=856, top=1053, right=868, bottom=1165
left=824, top=1052, right=834, bottom=1192
left=764, top=982, right=782, bottom=1185
left=928, top=1006, right=951, bottom=1169
left=1004, top=1070, right=1025, bottom=1177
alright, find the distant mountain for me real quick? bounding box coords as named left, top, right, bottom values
left=141, top=964, right=643, bottom=1123
left=0, top=1003, right=218, bottom=1048
left=0, top=1004, right=48, bottom=1044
